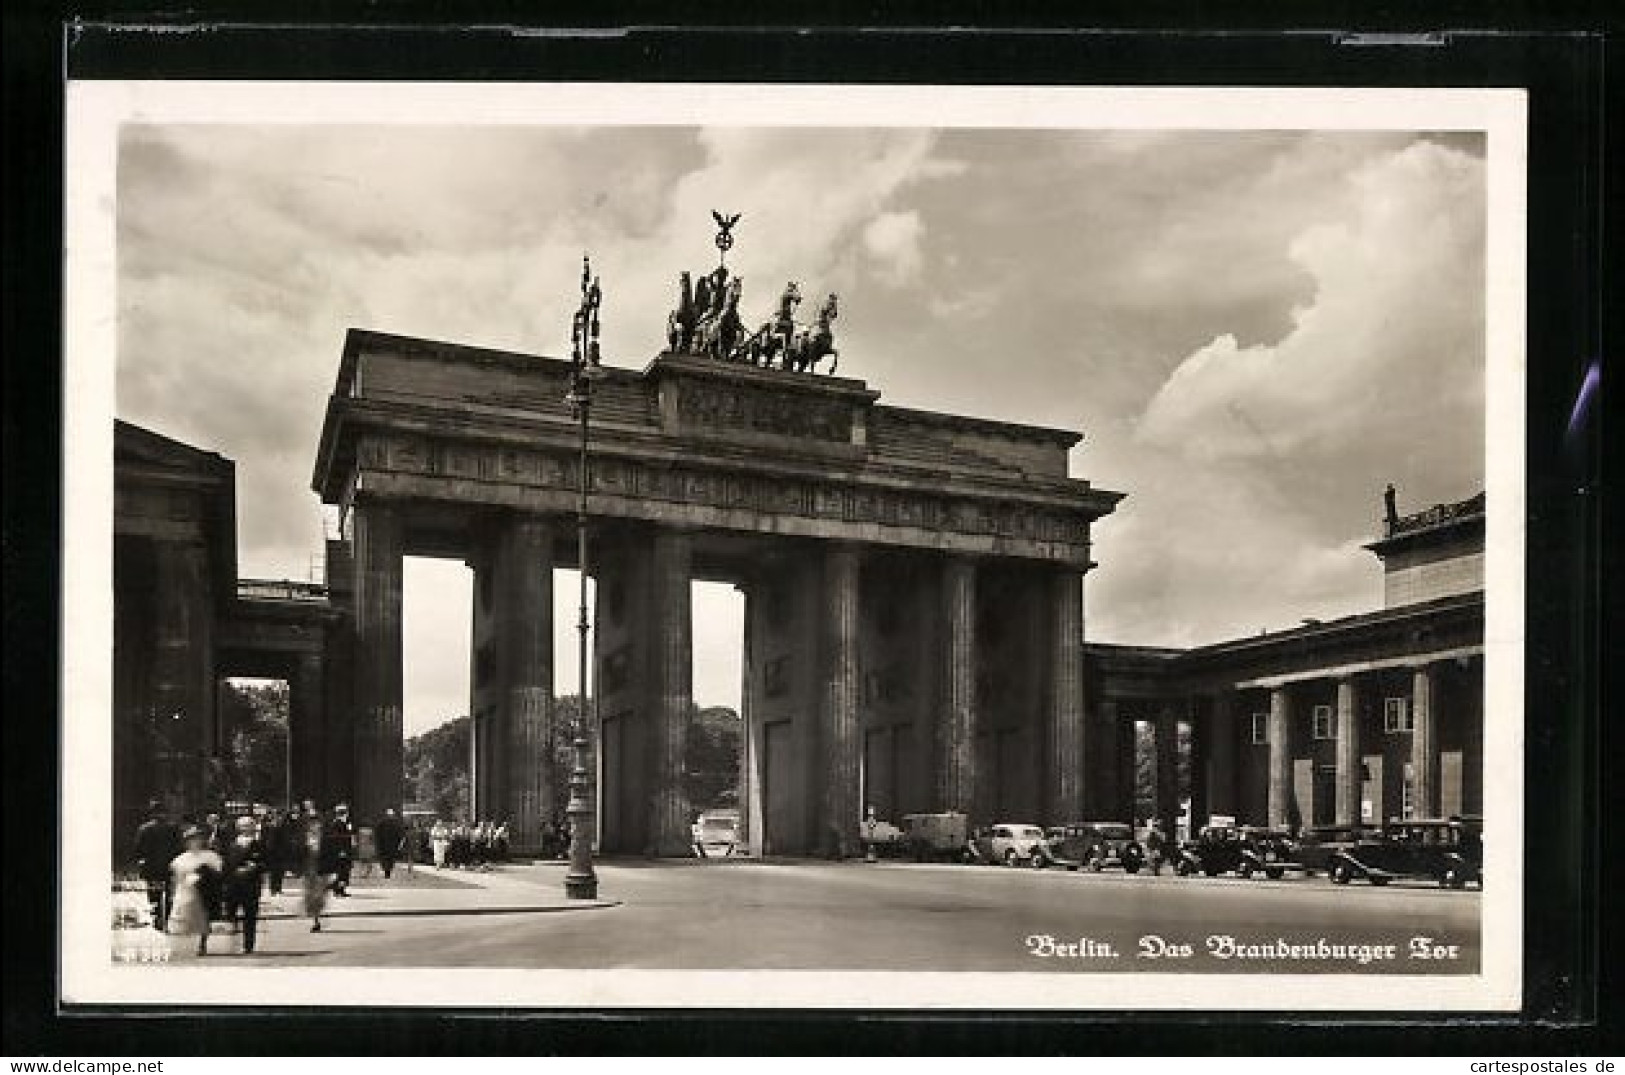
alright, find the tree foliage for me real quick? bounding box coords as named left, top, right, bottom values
left=218, top=680, right=289, bottom=807
left=404, top=714, right=471, bottom=818
left=402, top=697, right=742, bottom=821
left=687, top=705, right=742, bottom=811
left=1133, top=719, right=1193, bottom=825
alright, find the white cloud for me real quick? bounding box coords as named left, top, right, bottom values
left=862, top=210, right=925, bottom=285
left=1136, top=140, right=1485, bottom=462
left=114, top=125, right=1486, bottom=720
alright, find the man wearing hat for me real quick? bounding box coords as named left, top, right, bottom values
left=221, top=815, right=267, bottom=954
left=322, top=802, right=357, bottom=896
left=132, top=800, right=182, bottom=931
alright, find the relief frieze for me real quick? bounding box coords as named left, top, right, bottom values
left=361, top=432, right=1089, bottom=550
left=677, top=380, right=853, bottom=443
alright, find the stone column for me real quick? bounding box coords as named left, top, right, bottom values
left=737, top=583, right=761, bottom=856
left=648, top=527, right=693, bottom=856
left=352, top=503, right=404, bottom=824
left=1206, top=693, right=1238, bottom=820
left=1186, top=703, right=1209, bottom=831
left=1266, top=686, right=1293, bottom=829
left=819, top=543, right=863, bottom=857
left=151, top=539, right=212, bottom=815
left=289, top=650, right=324, bottom=808
left=936, top=557, right=977, bottom=816
left=497, top=516, right=553, bottom=851
left=1334, top=676, right=1362, bottom=826
left=1046, top=570, right=1087, bottom=823
left=1112, top=706, right=1138, bottom=822
left=1410, top=664, right=1437, bottom=818
left=1154, top=708, right=1181, bottom=839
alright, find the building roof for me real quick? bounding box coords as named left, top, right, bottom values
left=1365, top=490, right=1486, bottom=557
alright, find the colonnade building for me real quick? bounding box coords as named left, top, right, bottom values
left=111, top=329, right=1485, bottom=861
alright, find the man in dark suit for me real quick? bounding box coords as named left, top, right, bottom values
left=374, top=807, right=404, bottom=880
left=260, top=808, right=294, bottom=896
left=322, top=802, right=357, bottom=896
left=132, top=801, right=182, bottom=931
left=220, top=816, right=267, bottom=953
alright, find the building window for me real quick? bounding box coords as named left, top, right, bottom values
left=1384, top=696, right=1413, bottom=733
left=1312, top=704, right=1335, bottom=740
left=1250, top=712, right=1268, bottom=745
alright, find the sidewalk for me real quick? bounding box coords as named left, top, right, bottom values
left=258, top=861, right=619, bottom=920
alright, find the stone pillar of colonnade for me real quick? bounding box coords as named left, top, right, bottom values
left=352, top=502, right=404, bottom=825
left=1045, top=568, right=1087, bottom=824
left=647, top=527, right=694, bottom=857
left=288, top=650, right=325, bottom=809
left=1410, top=664, right=1438, bottom=819
left=1334, top=675, right=1363, bottom=827
left=1266, top=686, right=1293, bottom=830
left=935, top=556, right=978, bottom=818
left=150, top=539, right=214, bottom=816
left=818, top=542, right=863, bottom=858
left=1204, top=692, right=1239, bottom=822
left=493, top=515, right=554, bottom=851
left=1154, top=708, right=1181, bottom=840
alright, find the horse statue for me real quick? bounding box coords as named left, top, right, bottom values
left=689, top=264, right=733, bottom=354
left=666, top=271, right=696, bottom=352
left=787, top=293, right=839, bottom=374
left=746, top=281, right=801, bottom=368
left=694, top=276, right=746, bottom=361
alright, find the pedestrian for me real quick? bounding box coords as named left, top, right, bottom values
left=324, top=802, right=356, bottom=896
left=493, top=820, right=510, bottom=863
left=300, top=804, right=331, bottom=932
left=356, top=824, right=378, bottom=880
left=557, top=815, right=573, bottom=859
left=1145, top=821, right=1167, bottom=875
left=262, top=808, right=295, bottom=897
left=449, top=822, right=469, bottom=869
left=167, top=826, right=224, bottom=957
left=402, top=818, right=420, bottom=877
left=133, top=801, right=182, bottom=932
left=376, top=807, right=404, bottom=880
left=430, top=818, right=449, bottom=869
left=202, top=810, right=231, bottom=853
left=221, top=815, right=266, bottom=954
left=690, top=816, right=707, bottom=858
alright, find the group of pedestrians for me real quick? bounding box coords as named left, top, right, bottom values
left=129, top=797, right=387, bottom=956
left=426, top=818, right=511, bottom=870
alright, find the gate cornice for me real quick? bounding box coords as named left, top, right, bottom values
left=313, top=329, right=1123, bottom=565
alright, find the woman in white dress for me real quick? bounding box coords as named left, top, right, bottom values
left=167, top=826, right=224, bottom=956
left=430, top=819, right=450, bottom=869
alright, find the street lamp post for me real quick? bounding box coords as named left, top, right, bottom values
left=563, top=254, right=603, bottom=900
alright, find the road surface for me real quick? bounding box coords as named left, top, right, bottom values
left=231, top=858, right=1479, bottom=974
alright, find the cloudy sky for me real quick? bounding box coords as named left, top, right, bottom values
left=115, top=122, right=1486, bottom=736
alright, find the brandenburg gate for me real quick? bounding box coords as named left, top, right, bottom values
left=310, top=255, right=1123, bottom=857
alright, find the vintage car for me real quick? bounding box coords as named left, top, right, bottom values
left=1327, top=817, right=1482, bottom=888
left=967, top=823, right=1050, bottom=868
left=1175, top=825, right=1301, bottom=879
left=1043, top=822, right=1146, bottom=872
left=1294, top=824, right=1381, bottom=876
left=692, top=809, right=741, bottom=857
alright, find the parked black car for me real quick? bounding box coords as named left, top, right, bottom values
left=1044, top=822, right=1146, bottom=873
left=1176, top=825, right=1301, bottom=880
left=1295, top=824, right=1380, bottom=876
left=1327, top=817, right=1482, bottom=888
